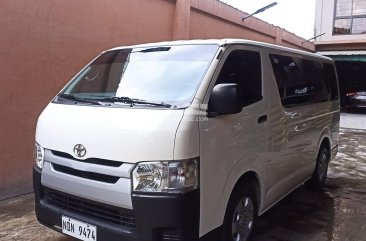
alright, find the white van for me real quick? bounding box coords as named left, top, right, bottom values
left=33, top=39, right=340, bottom=241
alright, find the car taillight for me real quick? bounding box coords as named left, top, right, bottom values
left=346, top=92, right=357, bottom=97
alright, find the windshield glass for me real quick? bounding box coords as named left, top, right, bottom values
left=59, top=44, right=219, bottom=107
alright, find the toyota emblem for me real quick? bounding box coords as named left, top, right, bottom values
left=73, top=144, right=86, bottom=158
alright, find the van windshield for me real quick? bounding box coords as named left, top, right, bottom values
left=58, top=44, right=219, bottom=108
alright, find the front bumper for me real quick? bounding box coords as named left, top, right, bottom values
left=33, top=166, right=200, bottom=241
left=344, top=98, right=366, bottom=108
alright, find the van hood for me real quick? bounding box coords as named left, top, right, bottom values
left=36, top=103, right=184, bottom=163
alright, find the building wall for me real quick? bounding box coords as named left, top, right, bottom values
left=315, top=0, right=366, bottom=50
left=0, top=0, right=314, bottom=199
left=0, top=0, right=175, bottom=199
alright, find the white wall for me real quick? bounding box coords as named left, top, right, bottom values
left=315, top=0, right=366, bottom=42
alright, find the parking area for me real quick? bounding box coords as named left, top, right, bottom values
left=1, top=118, right=366, bottom=241
left=340, top=110, right=366, bottom=130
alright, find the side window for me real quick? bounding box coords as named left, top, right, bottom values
left=270, top=54, right=335, bottom=107
left=322, top=63, right=339, bottom=101
left=304, top=60, right=329, bottom=103
left=216, top=50, right=262, bottom=106
left=269, top=54, right=310, bottom=107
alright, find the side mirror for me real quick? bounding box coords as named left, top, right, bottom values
left=208, top=83, right=242, bottom=117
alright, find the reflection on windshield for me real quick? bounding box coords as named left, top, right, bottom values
left=60, top=44, right=219, bottom=107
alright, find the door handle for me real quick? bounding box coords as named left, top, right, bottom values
left=258, top=115, right=267, bottom=124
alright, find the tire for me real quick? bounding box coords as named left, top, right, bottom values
left=223, top=182, right=258, bottom=241
left=305, top=145, right=330, bottom=190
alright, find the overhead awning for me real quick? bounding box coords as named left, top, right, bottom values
left=316, top=51, right=366, bottom=62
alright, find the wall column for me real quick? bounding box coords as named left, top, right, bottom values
left=173, top=0, right=191, bottom=40
left=275, top=27, right=283, bottom=45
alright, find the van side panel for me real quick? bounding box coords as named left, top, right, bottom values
left=261, top=50, right=340, bottom=211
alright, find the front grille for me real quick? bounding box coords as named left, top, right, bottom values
left=51, top=150, right=123, bottom=167
left=43, top=188, right=136, bottom=230
left=52, top=164, right=119, bottom=184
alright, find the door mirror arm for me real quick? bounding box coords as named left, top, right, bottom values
left=207, top=111, right=219, bottom=118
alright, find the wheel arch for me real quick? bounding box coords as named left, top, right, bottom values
left=310, top=130, right=332, bottom=176
left=222, top=171, right=259, bottom=241
left=317, top=128, right=332, bottom=157
left=232, top=171, right=261, bottom=210
left=220, top=170, right=263, bottom=223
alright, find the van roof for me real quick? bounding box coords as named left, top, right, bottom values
left=108, top=39, right=333, bottom=62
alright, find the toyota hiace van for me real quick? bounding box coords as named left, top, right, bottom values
left=33, top=39, right=340, bottom=241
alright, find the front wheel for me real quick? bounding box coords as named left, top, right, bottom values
left=305, top=145, right=330, bottom=189
left=223, top=184, right=257, bottom=241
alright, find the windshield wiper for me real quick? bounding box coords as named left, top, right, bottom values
left=99, top=96, right=172, bottom=108
left=58, top=93, right=103, bottom=106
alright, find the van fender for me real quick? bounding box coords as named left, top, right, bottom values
left=314, top=127, right=332, bottom=165
left=217, top=155, right=266, bottom=224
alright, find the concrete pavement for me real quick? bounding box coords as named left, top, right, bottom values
left=340, top=110, right=366, bottom=130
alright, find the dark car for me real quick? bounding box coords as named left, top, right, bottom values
left=344, top=90, right=366, bottom=109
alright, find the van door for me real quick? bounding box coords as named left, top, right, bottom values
left=264, top=53, right=317, bottom=204
left=198, top=46, right=268, bottom=235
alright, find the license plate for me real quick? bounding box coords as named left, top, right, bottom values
left=357, top=95, right=366, bottom=100
left=62, top=216, right=97, bottom=241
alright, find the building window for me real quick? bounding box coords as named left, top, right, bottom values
left=333, top=0, right=366, bottom=35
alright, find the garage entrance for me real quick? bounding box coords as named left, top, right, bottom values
left=335, top=60, right=366, bottom=109
left=318, top=52, right=366, bottom=110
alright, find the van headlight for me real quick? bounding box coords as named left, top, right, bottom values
left=34, top=142, right=44, bottom=169
left=132, top=158, right=199, bottom=193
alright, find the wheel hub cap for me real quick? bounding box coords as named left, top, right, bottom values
left=232, top=196, right=254, bottom=241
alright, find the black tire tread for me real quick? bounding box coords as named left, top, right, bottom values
left=305, top=145, right=330, bottom=190
left=223, top=180, right=258, bottom=241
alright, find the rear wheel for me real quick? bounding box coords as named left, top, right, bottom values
left=223, top=183, right=257, bottom=241
left=305, top=145, right=330, bottom=189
